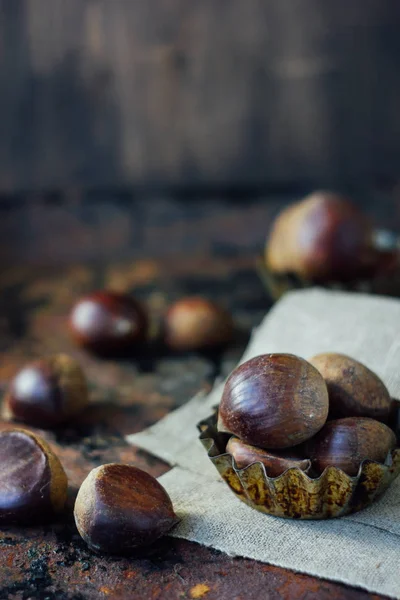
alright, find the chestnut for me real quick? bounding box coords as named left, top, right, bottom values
left=4, top=354, right=88, bottom=428
left=305, top=417, right=397, bottom=476
left=218, top=354, right=329, bottom=449
left=0, top=428, right=68, bottom=523
left=265, top=191, right=378, bottom=282
left=226, top=436, right=311, bottom=477
left=164, top=297, right=233, bottom=351
left=309, top=353, right=394, bottom=422
left=74, top=464, right=178, bottom=554
left=69, top=291, right=148, bottom=354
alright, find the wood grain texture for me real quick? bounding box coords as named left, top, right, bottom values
left=0, top=0, right=399, bottom=191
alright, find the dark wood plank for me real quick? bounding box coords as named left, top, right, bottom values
left=0, top=1, right=399, bottom=191
left=1, top=190, right=398, bottom=267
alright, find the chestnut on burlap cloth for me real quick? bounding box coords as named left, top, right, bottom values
left=128, top=289, right=400, bottom=599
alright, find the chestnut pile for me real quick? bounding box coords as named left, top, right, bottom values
left=218, top=353, right=397, bottom=477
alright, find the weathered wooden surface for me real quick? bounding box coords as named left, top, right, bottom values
left=0, top=196, right=395, bottom=599
left=0, top=1, right=400, bottom=191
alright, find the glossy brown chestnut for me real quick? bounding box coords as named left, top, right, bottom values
left=305, top=417, right=397, bottom=476
left=0, top=428, right=68, bottom=523
left=309, top=352, right=394, bottom=422
left=218, top=354, right=329, bottom=449
left=226, top=436, right=311, bottom=477
left=164, top=297, right=233, bottom=351
left=69, top=291, right=148, bottom=354
left=74, top=464, right=178, bottom=554
left=4, top=354, right=88, bottom=428
left=265, top=191, right=378, bottom=282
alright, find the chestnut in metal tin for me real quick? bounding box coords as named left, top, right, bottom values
left=257, top=229, right=400, bottom=302
left=198, top=409, right=400, bottom=520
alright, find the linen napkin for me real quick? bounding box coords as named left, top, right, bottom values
left=127, top=289, right=400, bottom=598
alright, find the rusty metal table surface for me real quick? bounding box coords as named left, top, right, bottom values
left=0, top=194, right=396, bottom=600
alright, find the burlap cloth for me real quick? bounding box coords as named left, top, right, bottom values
left=127, top=289, right=400, bottom=598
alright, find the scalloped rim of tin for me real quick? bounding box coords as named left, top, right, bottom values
left=198, top=409, right=400, bottom=519
left=256, top=251, right=400, bottom=302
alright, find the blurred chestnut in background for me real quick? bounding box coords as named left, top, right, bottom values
left=305, top=417, right=396, bottom=476
left=4, top=354, right=88, bottom=428
left=164, top=297, right=233, bottom=351
left=309, top=352, right=394, bottom=423
left=265, top=191, right=380, bottom=282
left=69, top=291, right=148, bottom=354
left=218, top=354, right=329, bottom=449
left=74, top=464, right=178, bottom=554
left=0, top=428, right=68, bottom=523
left=226, top=436, right=311, bottom=477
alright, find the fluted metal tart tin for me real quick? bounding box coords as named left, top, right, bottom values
left=198, top=409, right=400, bottom=520
left=258, top=229, right=400, bottom=301
left=256, top=259, right=400, bottom=303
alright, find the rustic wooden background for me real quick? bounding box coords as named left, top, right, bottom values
left=1, top=0, right=400, bottom=192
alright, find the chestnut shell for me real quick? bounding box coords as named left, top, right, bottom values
left=226, top=437, right=311, bottom=477
left=305, top=417, right=397, bottom=476
left=164, top=297, right=233, bottom=351
left=0, top=428, right=68, bottom=523
left=309, top=352, right=394, bottom=423
left=265, top=191, right=377, bottom=282
left=69, top=291, right=148, bottom=354
left=218, top=354, right=329, bottom=449
left=74, top=464, right=178, bottom=554
left=4, top=354, right=88, bottom=428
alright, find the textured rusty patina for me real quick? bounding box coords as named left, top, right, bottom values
left=0, top=195, right=394, bottom=599
left=199, top=410, right=400, bottom=519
